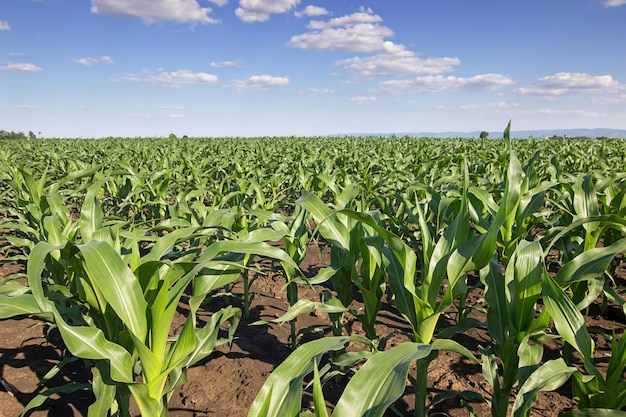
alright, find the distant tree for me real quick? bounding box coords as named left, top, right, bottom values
left=479, top=131, right=489, bottom=146
left=0, top=130, right=28, bottom=140
left=168, top=133, right=177, bottom=139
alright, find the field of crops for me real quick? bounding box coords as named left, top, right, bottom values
left=1, top=125, right=626, bottom=417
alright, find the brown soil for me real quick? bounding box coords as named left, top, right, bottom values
left=1, top=244, right=624, bottom=417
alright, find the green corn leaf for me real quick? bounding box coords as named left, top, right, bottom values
left=555, top=238, right=626, bottom=286
left=560, top=411, right=626, bottom=417
left=542, top=273, right=594, bottom=361
left=254, top=298, right=347, bottom=326
left=79, top=179, right=107, bottom=241
left=20, top=382, right=90, bottom=417
left=297, top=191, right=350, bottom=250
left=332, top=343, right=433, bottom=417
left=248, top=336, right=350, bottom=417
left=312, top=358, right=329, bottom=417
left=0, top=293, right=43, bottom=319
left=199, top=240, right=298, bottom=270
left=573, top=174, right=600, bottom=231
left=77, top=240, right=149, bottom=341
left=142, top=226, right=199, bottom=263
left=508, top=240, right=543, bottom=335
left=89, top=362, right=118, bottom=417
left=512, top=358, right=576, bottom=417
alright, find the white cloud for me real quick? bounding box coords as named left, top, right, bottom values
left=0, top=62, right=43, bottom=72
left=294, top=5, right=328, bottom=18
left=167, top=113, right=185, bottom=119
left=307, top=7, right=381, bottom=29
left=288, top=8, right=389, bottom=52
left=229, top=74, right=289, bottom=90
left=90, top=0, right=219, bottom=25
left=115, top=69, right=219, bottom=87
left=74, top=57, right=99, bottom=66
left=299, top=87, right=334, bottom=97
left=337, top=42, right=460, bottom=76
left=604, top=0, right=626, bottom=6
left=513, top=72, right=623, bottom=96
left=210, top=60, right=242, bottom=68
left=73, top=56, right=114, bottom=66
left=160, top=105, right=185, bottom=109
left=209, top=0, right=229, bottom=6
left=289, top=22, right=392, bottom=52
left=0, top=20, right=10, bottom=30
left=235, top=0, right=300, bottom=22
left=379, top=74, right=515, bottom=94
left=350, top=96, right=377, bottom=105
left=289, top=7, right=459, bottom=77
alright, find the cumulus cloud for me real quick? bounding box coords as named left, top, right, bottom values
left=289, top=7, right=460, bottom=77
left=73, top=56, right=114, bottom=66
left=604, top=0, right=626, bottom=6
left=513, top=72, right=623, bottom=96
left=229, top=74, right=289, bottom=90
left=209, top=0, right=229, bottom=6
left=337, top=42, right=460, bottom=76
left=350, top=96, right=377, bottom=105
left=379, top=74, right=515, bottom=94
left=0, top=62, right=43, bottom=72
left=90, top=0, right=219, bottom=25
left=294, top=5, right=328, bottom=18
left=210, top=60, right=242, bottom=68
left=0, top=20, right=10, bottom=30
left=114, top=69, right=219, bottom=87
left=235, top=0, right=300, bottom=22
left=288, top=8, right=388, bottom=52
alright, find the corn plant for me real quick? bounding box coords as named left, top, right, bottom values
left=479, top=240, right=576, bottom=417
left=248, top=336, right=461, bottom=417
left=297, top=186, right=389, bottom=342
left=0, top=181, right=299, bottom=416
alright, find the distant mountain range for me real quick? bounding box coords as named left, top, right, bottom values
left=354, top=128, right=626, bottom=139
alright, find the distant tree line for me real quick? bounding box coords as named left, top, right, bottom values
left=0, top=130, right=37, bottom=140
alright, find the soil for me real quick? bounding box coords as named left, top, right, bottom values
left=1, top=243, right=625, bottom=417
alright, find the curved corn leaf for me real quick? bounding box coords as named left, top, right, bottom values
left=248, top=336, right=350, bottom=417
left=542, top=274, right=594, bottom=361
left=77, top=240, right=148, bottom=341
left=332, top=342, right=432, bottom=417
left=512, top=358, right=576, bottom=417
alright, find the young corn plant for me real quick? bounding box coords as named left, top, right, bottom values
left=1, top=181, right=299, bottom=416
left=541, top=229, right=626, bottom=415
left=248, top=335, right=461, bottom=417
left=297, top=186, right=389, bottom=342
left=479, top=240, right=576, bottom=417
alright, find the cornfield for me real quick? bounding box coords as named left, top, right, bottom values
left=1, top=123, right=626, bottom=417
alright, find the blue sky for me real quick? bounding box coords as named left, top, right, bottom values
left=1, top=0, right=626, bottom=138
